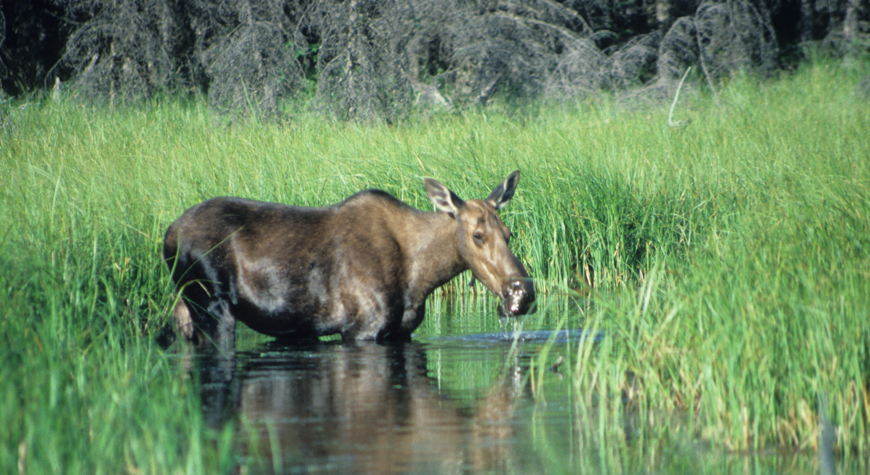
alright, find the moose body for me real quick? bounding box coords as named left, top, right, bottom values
left=163, top=171, right=534, bottom=348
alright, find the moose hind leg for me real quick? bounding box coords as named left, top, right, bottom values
left=207, top=300, right=237, bottom=354
left=172, top=299, right=196, bottom=340
left=174, top=297, right=236, bottom=353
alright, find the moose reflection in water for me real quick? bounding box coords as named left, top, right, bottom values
left=164, top=171, right=535, bottom=350
left=188, top=341, right=528, bottom=474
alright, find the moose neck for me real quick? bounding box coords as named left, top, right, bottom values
left=402, top=210, right=468, bottom=304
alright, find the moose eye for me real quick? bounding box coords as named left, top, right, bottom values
left=472, top=231, right=485, bottom=245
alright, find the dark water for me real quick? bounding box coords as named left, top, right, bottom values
left=189, top=333, right=578, bottom=473
left=177, top=299, right=839, bottom=475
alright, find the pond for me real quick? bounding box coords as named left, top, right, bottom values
left=176, top=296, right=837, bottom=474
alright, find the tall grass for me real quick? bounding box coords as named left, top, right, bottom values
left=1, top=59, right=869, bottom=471
left=561, top=65, right=870, bottom=460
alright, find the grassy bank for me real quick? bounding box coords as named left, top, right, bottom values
left=2, top=60, right=869, bottom=472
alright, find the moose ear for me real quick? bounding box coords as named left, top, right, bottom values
left=486, top=170, right=520, bottom=210
left=425, top=178, right=465, bottom=215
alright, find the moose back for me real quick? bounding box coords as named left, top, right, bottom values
left=163, top=171, right=535, bottom=348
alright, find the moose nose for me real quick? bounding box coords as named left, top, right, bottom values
left=500, top=278, right=536, bottom=317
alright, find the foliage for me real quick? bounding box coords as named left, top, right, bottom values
left=2, top=1, right=870, bottom=118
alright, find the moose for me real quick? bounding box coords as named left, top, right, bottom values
left=163, top=171, right=535, bottom=348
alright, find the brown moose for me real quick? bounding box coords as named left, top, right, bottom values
left=163, top=171, right=535, bottom=348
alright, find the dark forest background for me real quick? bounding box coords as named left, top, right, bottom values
left=1, top=0, right=869, bottom=120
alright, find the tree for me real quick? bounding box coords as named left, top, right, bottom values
left=1, top=0, right=865, bottom=118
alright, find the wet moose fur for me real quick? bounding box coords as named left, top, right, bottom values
left=163, top=171, right=535, bottom=348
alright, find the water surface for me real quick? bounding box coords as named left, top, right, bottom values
left=179, top=297, right=836, bottom=474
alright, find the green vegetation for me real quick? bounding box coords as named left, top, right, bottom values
left=2, top=60, right=869, bottom=472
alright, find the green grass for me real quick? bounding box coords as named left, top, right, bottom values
left=559, top=65, right=870, bottom=459
left=2, top=59, right=869, bottom=472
